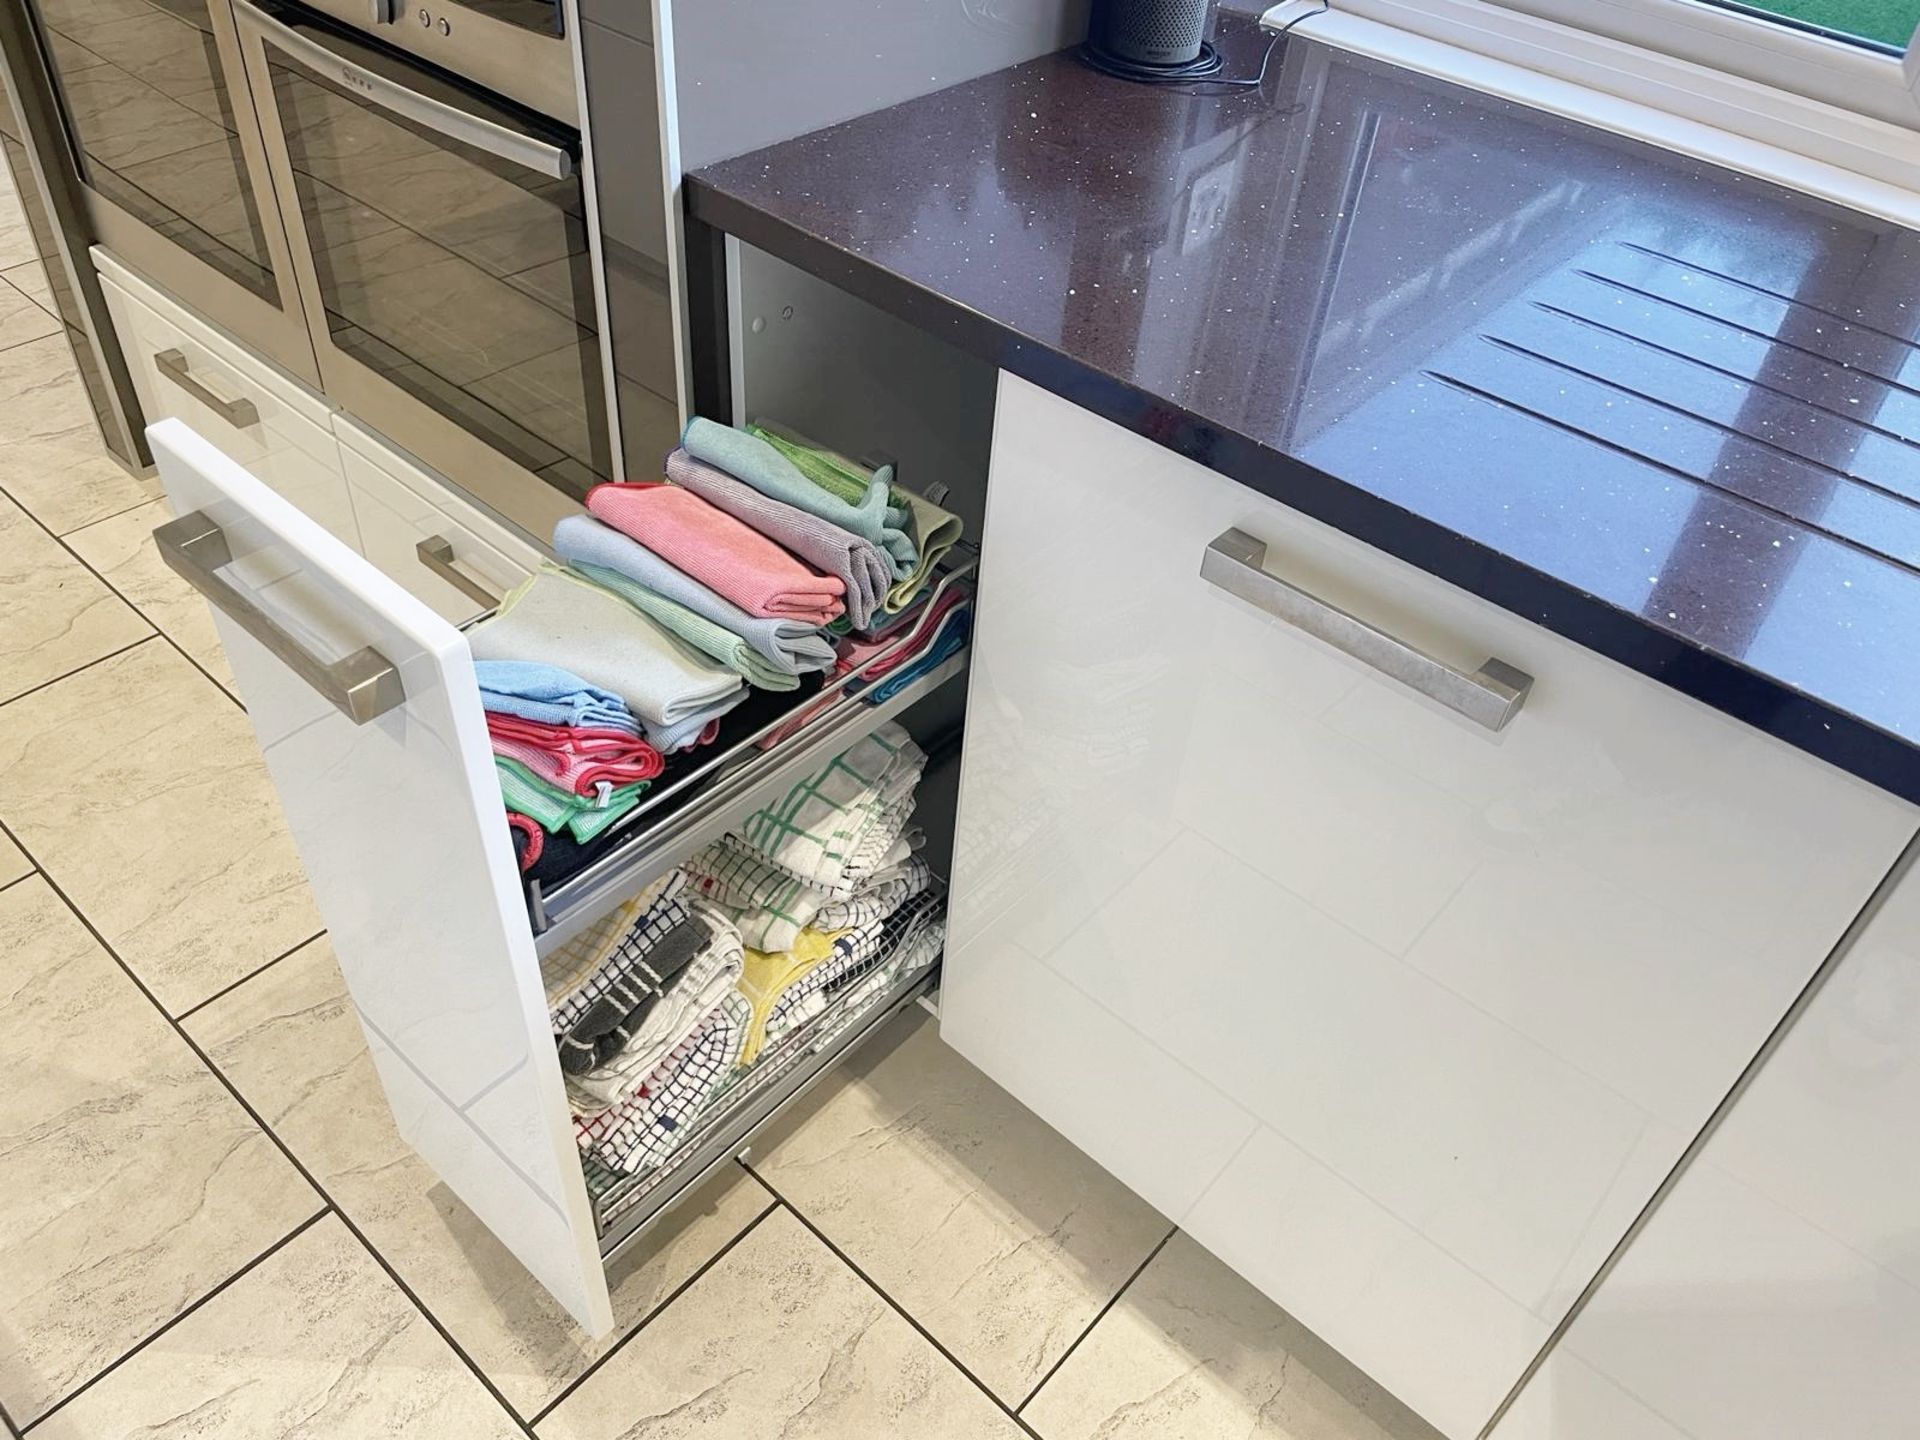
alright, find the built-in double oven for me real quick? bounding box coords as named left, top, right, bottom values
left=25, top=0, right=635, bottom=536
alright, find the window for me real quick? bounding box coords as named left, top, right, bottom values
left=1265, top=0, right=1920, bottom=212
left=1706, top=0, right=1918, bottom=51
left=1478, top=0, right=1920, bottom=122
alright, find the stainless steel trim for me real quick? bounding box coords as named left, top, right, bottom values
left=415, top=534, right=498, bottom=606
left=154, top=509, right=405, bottom=724
left=154, top=348, right=260, bottom=429
left=1202, top=527, right=1533, bottom=731
left=1477, top=829, right=1920, bottom=1438
left=233, top=0, right=574, bottom=179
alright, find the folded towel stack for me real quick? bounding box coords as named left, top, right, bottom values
left=471, top=418, right=966, bottom=896
left=474, top=661, right=665, bottom=859
left=562, top=730, right=945, bottom=1180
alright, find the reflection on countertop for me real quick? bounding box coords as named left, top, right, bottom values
left=689, top=14, right=1920, bottom=803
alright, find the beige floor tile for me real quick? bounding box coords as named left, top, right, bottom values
left=0, top=277, right=59, bottom=350
left=537, top=1207, right=1024, bottom=1440
left=752, top=1010, right=1171, bottom=1405
left=0, top=830, right=29, bottom=887
left=0, top=185, right=34, bottom=271
left=0, top=876, right=320, bottom=1424
left=64, top=498, right=235, bottom=695
left=0, top=639, right=321, bottom=1013
left=0, top=489, right=151, bottom=703
left=31, top=1216, right=523, bottom=1440
left=1023, top=1233, right=1440, bottom=1440
left=186, top=937, right=778, bottom=1419
left=0, top=335, right=160, bottom=533
left=3, top=260, right=53, bottom=313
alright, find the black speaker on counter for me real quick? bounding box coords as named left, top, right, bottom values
left=1085, top=0, right=1222, bottom=79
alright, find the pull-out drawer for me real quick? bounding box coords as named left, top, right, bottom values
left=942, top=373, right=1917, bottom=1438
left=94, top=249, right=360, bottom=551
left=334, top=417, right=543, bottom=626
left=146, top=418, right=970, bottom=1333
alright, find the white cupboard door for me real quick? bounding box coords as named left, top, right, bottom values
left=147, top=418, right=613, bottom=1334
left=942, top=372, right=1915, bottom=1438
left=1491, top=846, right=1920, bottom=1440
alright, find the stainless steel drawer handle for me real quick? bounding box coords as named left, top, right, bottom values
left=416, top=536, right=499, bottom=608
left=1201, top=528, right=1533, bottom=732
left=154, top=349, right=259, bottom=429
left=154, top=510, right=405, bottom=725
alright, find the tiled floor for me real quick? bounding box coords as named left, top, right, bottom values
left=0, top=160, right=1439, bottom=1439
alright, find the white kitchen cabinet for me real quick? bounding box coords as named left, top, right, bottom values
left=96, top=248, right=360, bottom=551
left=333, top=416, right=547, bottom=626
left=144, top=417, right=969, bottom=1335
left=1490, top=846, right=1920, bottom=1440
left=940, top=372, right=1917, bottom=1438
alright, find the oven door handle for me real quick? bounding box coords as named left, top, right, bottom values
left=232, top=0, right=574, bottom=180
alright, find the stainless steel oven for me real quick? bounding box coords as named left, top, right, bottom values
left=232, top=0, right=614, bottom=535
left=28, top=0, right=317, bottom=380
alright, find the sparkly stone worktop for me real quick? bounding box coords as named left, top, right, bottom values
left=688, top=15, right=1920, bottom=804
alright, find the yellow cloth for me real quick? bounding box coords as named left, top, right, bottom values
left=735, top=927, right=849, bottom=1065
left=885, top=489, right=963, bottom=613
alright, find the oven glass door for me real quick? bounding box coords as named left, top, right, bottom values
left=241, top=0, right=611, bottom=497
left=34, top=0, right=285, bottom=303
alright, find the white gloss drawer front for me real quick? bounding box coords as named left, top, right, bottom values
left=1490, top=848, right=1920, bottom=1440
left=939, top=372, right=1916, bottom=1438
left=95, top=251, right=360, bottom=551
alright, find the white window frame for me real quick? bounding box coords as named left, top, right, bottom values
left=1262, top=0, right=1920, bottom=223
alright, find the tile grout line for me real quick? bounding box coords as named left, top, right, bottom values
left=19, top=1210, right=336, bottom=1434
left=0, top=634, right=156, bottom=714
left=1014, top=1223, right=1178, bottom=1415
left=524, top=1184, right=782, bottom=1429
left=0, top=473, right=244, bottom=711
left=745, top=1173, right=1046, bottom=1440
left=0, top=869, right=37, bottom=897
left=173, top=928, right=328, bottom=1023
left=0, top=818, right=538, bottom=1440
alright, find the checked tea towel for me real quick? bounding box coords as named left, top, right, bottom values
left=735, top=723, right=927, bottom=898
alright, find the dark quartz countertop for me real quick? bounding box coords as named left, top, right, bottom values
left=688, top=15, right=1920, bottom=805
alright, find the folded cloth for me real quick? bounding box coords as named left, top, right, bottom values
left=565, top=904, right=745, bottom=1114
left=740, top=425, right=962, bottom=613
left=746, top=421, right=911, bottom=530
left=568, top=561, right=799, bottom=691
left=665, top=449, right=892, bottom=630
left=575, top=990, right=751, bottom=1175
left=860, top=602, right=971, bottom=707
left=646, top=710, right=730, bottom=755
left=473, top=660, right=641, bottom=736
left=763, top=890, right=944, bottom=1048
left=507, top=812, right=542, bottom=873
left=486, top=713, right=663, bottom=798
left=470, top=566, right=746, bottom=735
left=754, top=586, right=970, bottom=750
left=496, top=756, right=647, bottom=843
left=683, top=417, right=918, bottom=577
left=886, top=489, right=964, bottom=612
left=545, top=872, right=685, bottom=1013
left=736, top=723, right=926, bottom=897
left=682, top=834, right=831, bottom=953
left=557, top=908, right=716, bottom=1074
left=734, top=927, right=845, bottom=1067
left=802, top=902, right=946, bottom=1052
left=813, top=854, right=932, bottom=934
left=586, top=481, right=845, bottom=624
left=553, top=514, right=836, bottom=679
